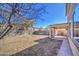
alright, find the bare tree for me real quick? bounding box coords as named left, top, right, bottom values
left=22, top=20, right=35, bottom=34
left=0, top=3, right=46, bottom=39
left=23, top=20, right=35, bottom=30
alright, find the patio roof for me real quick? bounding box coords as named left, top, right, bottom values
left=66, top=3, right=70, bottom=16
left=49, top=23, right=68, bottom=29
left=49, top=21, right=79, bottom=29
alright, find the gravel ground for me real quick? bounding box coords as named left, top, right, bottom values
left=12, top=37, right=63, bottom=56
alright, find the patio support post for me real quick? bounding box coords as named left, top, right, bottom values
left=53, top=27, right=55, bottom=38
left=49, top=26, right=52, bottom=38
left=68, top=15, right=74, bottom=39
left=67, top=4, right=77, bottom=39
left=70, top=14, right=74, bottom=39
left=48, top=26, right=55, bottom=38
left=67, top=15, right=74, bottom=39
left=52, top=27, right=55, bottom=38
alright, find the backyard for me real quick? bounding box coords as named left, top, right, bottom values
left=0, top=3, right=78, bottom=56
left=0, top=34, right=62, bottom=56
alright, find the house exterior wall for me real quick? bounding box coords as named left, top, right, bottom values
left=66, top=3, right=79, bottom=56
left=54, top=28, right=67, bottom=36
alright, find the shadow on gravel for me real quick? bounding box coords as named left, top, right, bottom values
left=12, top=37, right=63, bottom=56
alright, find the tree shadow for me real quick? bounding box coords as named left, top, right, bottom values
left=12, top=37, right=63, bottom=56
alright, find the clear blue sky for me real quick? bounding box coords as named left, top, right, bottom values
left=34, top=3, right=79, bottom=28
left=34, top=3, right=67, bottom=28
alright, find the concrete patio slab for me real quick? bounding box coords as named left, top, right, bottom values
left=57, top=39, right=73, bottom=56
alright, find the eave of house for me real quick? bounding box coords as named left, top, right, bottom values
left=66, top=3, right=70, bottom=16
left=66, top=3, right=77, bottom=20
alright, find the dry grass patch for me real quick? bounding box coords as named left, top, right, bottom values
left=0, top=35, right=46, bottom=55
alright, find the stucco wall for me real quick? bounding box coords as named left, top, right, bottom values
left=55, top=28, right=67, bottom=36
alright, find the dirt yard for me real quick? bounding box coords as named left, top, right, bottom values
left=0, top=34, right=62, bottom=56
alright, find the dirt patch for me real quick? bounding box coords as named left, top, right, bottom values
left=12, top=37, right=63, bottom=56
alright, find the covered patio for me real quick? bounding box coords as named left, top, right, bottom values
left=48, top=23, right=68, bottom=38
left=48, top=3, right=79, bottom=56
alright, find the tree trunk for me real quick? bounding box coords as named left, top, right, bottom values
left=0, top=25, right=12, bottom=39
left=0, top=13, right=13, bottom=39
